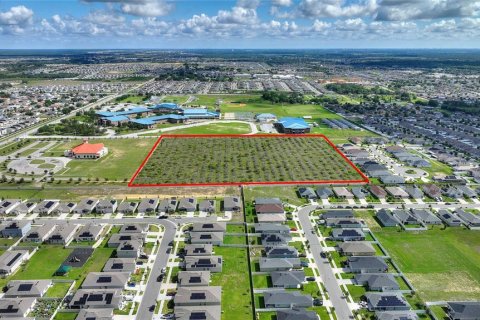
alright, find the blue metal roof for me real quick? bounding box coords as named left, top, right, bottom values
left=150, top=103, right=181, bottom=110
left=256, top=113, right=276, bottom=118
left=96, top=106, right=150, bottom=118
left=101, top=115, right=129, bottom=122
left=130, top=114, right=187, bottom=125
left=276, top=117, right=310, bottom=129
left=182, top=108, right=219, bottom=118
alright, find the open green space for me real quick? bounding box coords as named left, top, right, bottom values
left=45, top=282, right=73, bottom=298
left=133, top=136, right=364, bottom=185
left=375, top=228, right=480, bottom=301
left=53, top=312, right=78, bottom=320
left=211, top=246, right=253, bottom=320
left=163, top=122, right=252, bottom=135
left=243, top=186, right=306, bottom=206
left=46, top=139, right=153, bottom=180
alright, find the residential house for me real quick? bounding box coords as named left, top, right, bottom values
left=69, top=289, right=121, bottom=309
left=370, top=186, right=388, bottom=199
left=4, top=280, right=52, bottom=298
left=446, top=301, right=480, bottom=320
left=45, top=224, right=77, bottom=244
left=184, top=244, right=213, bottom=256
left=259, top=258, right=301, bottom=272
left=185, top=256, right=223, bottom=273
left=120, top=224, right=147, bottom=234
left=316, top=187, right=333, bottom=199
left=325, top=218, right=362, bottom=229
left=364, top=292, right=410, bottom=311
left=191, top=222, right=226, bottom=233
left=456, top=186, right=477, bottom=198
left=263, top=291, right=313, bottom=308
left=117, top=201, right=138, bottom=214
left=422, top=184, right=442, bottom=200
left=254, top=223, right=290, bottom=235
left=75, top=224, right=103, bottom=242
left=271, top=270, right=305, bottom=289
left=402, top=186, right=424, bottom=199
left=333, top=187, right=354, bottom=199
left=74, top=199, right=99, bottom=215
left=198, top=200, right=216, bottom=213
left=52, top=202, right=77, bottom=214
left=174, top=306, right=221, bottom=320
left=177, top=271, right=211, bottom=287
left=393, top=210, right=419, bottom=225
left=76, top=309, right=114, bottom=320
left=376, top=209, right=400, bottom=227
left=265, top=246, right=298, bottom=259
left=95, top=199, right=118, bottom=214
left=351, top=187, right=369, bottom=199
left=261, top=234, right=290, bottom=247
left=347, top=256, right=388, bottom=273
left=178, top=198, right=197, bottom=212
left=0, top=250, right=29, bottom=275
left=455, top=210, right=480, bottom=228
left=81, top=272, right=130, bottom=289
left=33, top=200, right=59, bottom=215
left=158, top=198, right=178, bottom=214
left=137, top=198, right=159, bottom=214
left=0, top=298, right=37, bottom=318
left=331, top=228, right=365, bottom=241
left=379, top=174, right=405, bottom=184
left=189, top=232, right=224, bottom=245
left=0, top=199, right=21, bottom=215
left=321, top=210, right=354, bottom=220
left=223, top=196, right=241, bottom=211
left=103, top=258, right=136, bottom=274
left=0, top=220, right=31, bottom=237
left=107, top=233, right=145, bottom=248
left=298, top=187, right=317, bottom=199
left=385, top=187, right=410, bottom=199
left=375, top=311, right=419, bottom=320
left=174, top=286, right=222, bottom=306
left=354, top=274, right=400, bottom=291
left=338, top=241, right=376, bottom=256
left=116, top=240, right=141, bottom=258
left=410, top=209, right=442, bottom=225
left=277, top=309, right=317, bottom=320
left=437, top=210, right=463, bottom=227
left=23, top=224, right=53, bottom=243
left=255, top=200, right=285, bottom=223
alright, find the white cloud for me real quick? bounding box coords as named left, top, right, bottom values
left=298, top=0, right=378, bottom=18
left=0, top=6, right=34, bottom=34
left=217, top=7, right=258, bottom=24
left=272, top=0, right=293, bottom=7
left=83, top=0, right=172, bottom=17
left=311, top=19, right=331, bottom=32
left=334, top=18, right=366, bottom=30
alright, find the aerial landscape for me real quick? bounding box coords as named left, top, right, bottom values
left=0, top=0, right=479, bottom=320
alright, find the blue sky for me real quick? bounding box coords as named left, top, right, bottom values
left=0, top=0, right=479, bottom=48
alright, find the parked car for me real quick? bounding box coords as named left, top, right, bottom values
left=306, top=277, right=315, bottom=282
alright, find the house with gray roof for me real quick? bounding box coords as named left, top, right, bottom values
left=331, top=228, right=365, bottom=241
left=364, top=292, right=410, bottom=311
left=120, top=223, right=147, bottom=234
left=11, top=201, right=36, bottom=215
left=402, top=186, right=424, bottom=199
left=422, top=184, right=442, bottom=200
left=298, top=187, right=317, bottom=199
left=73, top=198, right=99, bottom=215
left=277, top=309, right=317, bottom=320
left=338, top=241, right=376, bottom=256
left=0, top=298, right=37, bottom=318
left=137, top=198, right=159, bottom=214
left=0, top=199, right=21, bottom=215
left=321, top=210, right=354, bottom=220
left=375, top=311, right=419, bottom=320
left=75, top=224, right=103, bottom=242
left=347, top=256, right=388, bottom=273
left=107, top=233, right=145, bottom=248
left=4, top=280, right=52, bottom=298
left=437, top=210, right=463, bottom=227
left=81, top=272, right=130, bottom=289
left=23, top=224, right=53, bottom=243
left=456, top=186, right=477, bottom=198
left=379, top=174, right=405, bottom=184
left=117, top=201, right=138, bottom=214
left=0, top=220, right=31, bottom=237
left=175, top=306, right=221, bottom=320
left=45, top=224, right=77, bottom=244
left=316, top=187, right=333, bottom=199
left=354, top=274, right=400, bottom=291
left=95, top=199, right=118, bottom=214
left=444, top=186, right=463, bottom=199
left=53, top=201, right=77, bottom=214
left=271, top=270, right=305, bottom=289
left=352, top=187, right=369, bottom=199
left=261, top=233, right=290, bottom=247
left=376, top=209, right=400, bottom=227
left=455, top=209, right=480, bottom=228
left=223, top=196, right=241, bottom=211
left=177, top=271, right=211, bottom=287
left=198, top=200, right=216, bottom=213
left=178, top=198, right=197, bottom=212
left=189, top=232, right=224, bottom=245
left=393, top=210, right=419, bottom=225
left=255, top=198, right=282, bottom=205
left=103, top=258, right=136, bottom=274
left=33, top=200, right=59, bottom=215
left=386, top=187, right=410, bottom=199
left=264, top=291, right=313, bottom=309
left=333, top=187, right=354, bottom=199
left=410, top=209, right=442, bottom=225
left=447, top=301, right=480, bottom=320
left=77, top=309, right=114, bottom=320
left=254, top=223, right=290, bottom=235
left=0, top=250, right=29, bottom=275
left=265, top=246, right=298, bottom=258
left=158, top=198, right=178, bottom=214
left=325, top=218, right=362, bottom=228
left=191, top=222, right=226, bottom=233
left=69, top=289, right=121, bottom=309
left=185, top=256, right=223, bottom=273
left=184, top=244, right=213, bottom=256
left=174, top=286, right=222, bottom=306
left=116, top=240, right=141, bottom=258
left=259, top=258, right=301, bottom=272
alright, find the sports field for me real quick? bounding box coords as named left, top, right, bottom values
left=375, top=228, right=480, bottom=301
left=130, top=134, right=367, bottom=186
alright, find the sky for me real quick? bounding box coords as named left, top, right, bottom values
left=0, top=0, right=479, bottom=49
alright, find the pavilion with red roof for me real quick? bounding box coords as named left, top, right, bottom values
left=65, top=140, right=108, bottom=159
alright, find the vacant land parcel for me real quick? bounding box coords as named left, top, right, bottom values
left=130, top=134, right=367, bottom=186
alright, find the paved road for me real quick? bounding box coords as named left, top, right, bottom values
left=297, top=205, right=354, bottom=320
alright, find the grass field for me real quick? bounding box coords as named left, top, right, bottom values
left=211, top=246, right=253, bottom=320
left=164, top=122, right=252, bottom=135
left=375, top=228, right=480, bottom=301
left=132, top=135, right=365, bottom=185
left=46, top=139, right=153, bottom=180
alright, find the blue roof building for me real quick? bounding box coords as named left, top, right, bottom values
left=275, top=117, right=311, bottom=134
left=130, top=114, right=187, bottom=127
left=149, top=103, right=182, bottom=112
left=96, top=107, right=151, bottom=118
left=100, top=115, right=130, bottom=123
left=182, top=108, right=220, bottom=119
left=255, top=113, right=277, bottom=122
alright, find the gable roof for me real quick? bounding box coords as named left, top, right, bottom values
left=71, top=142, right=105, bottom=155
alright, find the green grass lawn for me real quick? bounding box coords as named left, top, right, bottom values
left=46, top=139, right=153, bottom=180
left=346, top=284, right=366, bottom=302
left=224, top=235, right=247, bottom=245
left=211, top=246, right=253, bottom=320
left=429, top=305, right=448, bottom=320
left=45, top=282, right=73, bottom=298
left=243, top=186, right=307, bottom=206
left=375, top=228, right=480, bottom=301
left=164, top=122, right=252, bottom=135
left=253, top=275, right=271, bottom=288
left=53, top=312, right=78, bottom=320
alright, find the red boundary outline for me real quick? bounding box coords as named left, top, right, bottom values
left=128, top=134, right=370, bottom=187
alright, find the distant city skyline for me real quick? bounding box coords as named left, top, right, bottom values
left=1, top=0, right=479, bottom=49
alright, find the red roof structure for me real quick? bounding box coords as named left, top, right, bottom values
left=71, top=142, right=105, bottom=155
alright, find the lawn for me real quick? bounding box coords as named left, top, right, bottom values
left=210, top=246, right=253, bottom=320
left=253, top=275, right=271, bottom=288
left=46, top=138, right=153, bottom=180
left=45, top=282, right=73, bottom=298
left=375, top=228, right=480, bottom=301
left=243, top=186, right=306, bottom=206
left=132, top=135, right=365, bottom=185
left=53, top=312, right=78, bottom=320
left=164, top=122, right=252, bottom=134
